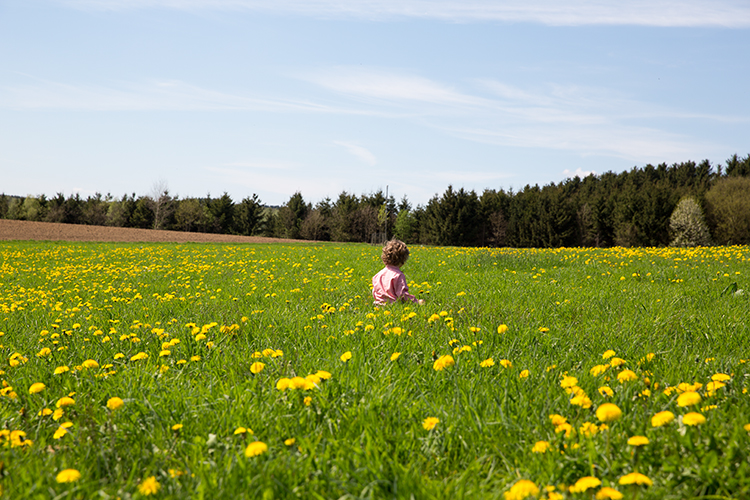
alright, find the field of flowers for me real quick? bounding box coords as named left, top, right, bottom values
left=1, top=241, right=749, bottom=499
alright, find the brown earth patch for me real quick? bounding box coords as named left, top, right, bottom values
left=0, top=219, right=307, bottom=244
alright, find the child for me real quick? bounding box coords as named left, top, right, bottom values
left=372, top=239, right=425, bottom=305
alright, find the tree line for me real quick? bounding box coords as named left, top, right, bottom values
left=3, top=153, right=750, bottom=247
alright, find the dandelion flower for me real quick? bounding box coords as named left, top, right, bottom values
left=433, top=355, right=455, bottom=371
left=244, top=440, right=268, bottom=457
left=479, top=357, right=495, bottom=368
left=569, top=476, right=601, bottom=493
left=627, top=435, right=649, bottom=446
left=304, top=396, right=312, bottom=406
left=340, top=351, right=352, bottom=363
left=106, top=397, right=124, bottom=411
left=422, top=417, right=439, bottom=431
left=130, top=352, right=148, bottom=362
left=171, top=424, right=183, bottom=431
left=651, top=410, right=675, bottom=427
left=81, top=359, right=99, bottom=369
left=682, top=412, right=706, bottom=426
left=234, top=427, right=249, bottom=435
left=315, top=370, right=332, bottom=380
left=276, top=378, right=291, bottom=391
left=598, top=386, right=614, bottom=397
left=56, top=397, right=75, bottom=408
left=504, top=479, right=539, bottom=500
left=284, top=438, right=296, bottom=446
left=617, top=369, right=637, bottom=383
left=602, top=350, right=616, bottom=359
left=596, top=487, right=624, bottom=500
left=497, top=324, right=508, bottom=334
left=596, top=403, right=622, bottom=423
left=711, top=373, right=731, bottom=382
left=55, top=469, right=81, bottom=483
left=590, top=364, right=609, bottom=376
left=519, top=369, right=529, bottom=379
left=138, top=476, right=161, bottom=495
left=677, top=391, right=702, bottom=407
left=250, top=362, right=265, bottom=374
left=618, top=472, right=652, bottom=487
left=390, top=352, right=401, bottom=361
left=29, top=383, right=46, bottom=395
left=531, top=441, right=551, bottom=453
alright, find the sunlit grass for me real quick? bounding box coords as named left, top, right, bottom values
left=1, top=241, right=749, bottom=499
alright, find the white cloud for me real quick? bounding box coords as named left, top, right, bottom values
left=58, top=0, right=750, bottom=27
left=333, top=141, right=377, bottom=166
left=0, top=77, right=343, bottom=113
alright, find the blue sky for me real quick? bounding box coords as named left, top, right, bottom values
left=2, top=1, right=749, bottom=206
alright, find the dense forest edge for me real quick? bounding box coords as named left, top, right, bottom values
left=3, top=154, right=750, bottom=247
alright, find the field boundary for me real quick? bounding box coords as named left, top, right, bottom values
left=0, top=219, right=304, bottom=244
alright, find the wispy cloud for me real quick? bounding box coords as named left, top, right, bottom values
left=0, top=76, right=343, bottom=113
left=333, top=141, right=377, bottom=166
left=58, top=0, right=750, bottom=27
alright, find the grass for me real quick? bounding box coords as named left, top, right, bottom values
left=0, top=241, right=749, bottom=499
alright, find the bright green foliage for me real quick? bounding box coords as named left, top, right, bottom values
left=1, top=242, right=749, bottom=499
left=669, top=197, right=711, bottom=247
left=705, top=176, right=750, bottom=245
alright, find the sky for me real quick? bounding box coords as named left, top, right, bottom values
left=1, top=1, right=749, bottom=207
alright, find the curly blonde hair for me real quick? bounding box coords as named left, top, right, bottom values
left=381, top=239, right=410, bottom=267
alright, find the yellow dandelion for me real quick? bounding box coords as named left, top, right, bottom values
left=55, top=469, right=81, bottom=483
left=504, top=479, right=539, bottom=500
left=244, top=441, right=268, bottom=457
left=29, top=383, right=46, bottom=395
left=284, top=438, right=296, bottom=446
left=519, top=369, right=529, bottom=379
left=422, top=417, right=439, bottom=431
left=677, top=391, right=702, bottom=407
left=590, top=364, right=609, bottom=376
left=171, top=423, right=183, bottom=431
left=304, top=396, right=312, bottom=406
left=138, top=476, right=161, bottom=496
left=250, top=362, right=265, bottom=374
left=711, top=373, right=731, bottom=382
left=497, top=324, right=508, bottom=334
left=596, top=403, right=622, bottom=423
left=617, top=369, right=637, bottom=383
left=390, top=352, right=401, bottom=361
left=598, top=386, right=614, bottom=397
left=106, top=397, right=124, bottom=411
left=602, top=350, right=616, bottom=359
left=569, top=476, right=601, bottom=493
left=81, top=359, right=99, bottom=369
left=531, top=441, right=551, bottom=453
left=433, top=355, right=455, bottom=371
left=682, top=412, right=706, bottom=426
left=618, top=472, right=652, bottom=487
left=480, top=358, right=495, bottom=368
left=340, top=351, right=352, bottom=362
left=54, top=366, right=70, bottom=375
left=651, top=410, right=676, bottom=427
left=130, top=352, right=148, bottom=362
left=596, top=487, right=624, bottom=500
left=56, top=396, right=75, bottom=408
left=627, top=435, right=649, bottom=446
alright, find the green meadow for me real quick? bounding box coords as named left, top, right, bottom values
left=1, top=241, right=749, bottom=499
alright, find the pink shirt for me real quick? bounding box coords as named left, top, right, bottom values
left=372, top=265, right=417, bottom=305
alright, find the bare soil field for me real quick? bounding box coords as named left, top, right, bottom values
left=0, top=219, right=303, bottom=244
